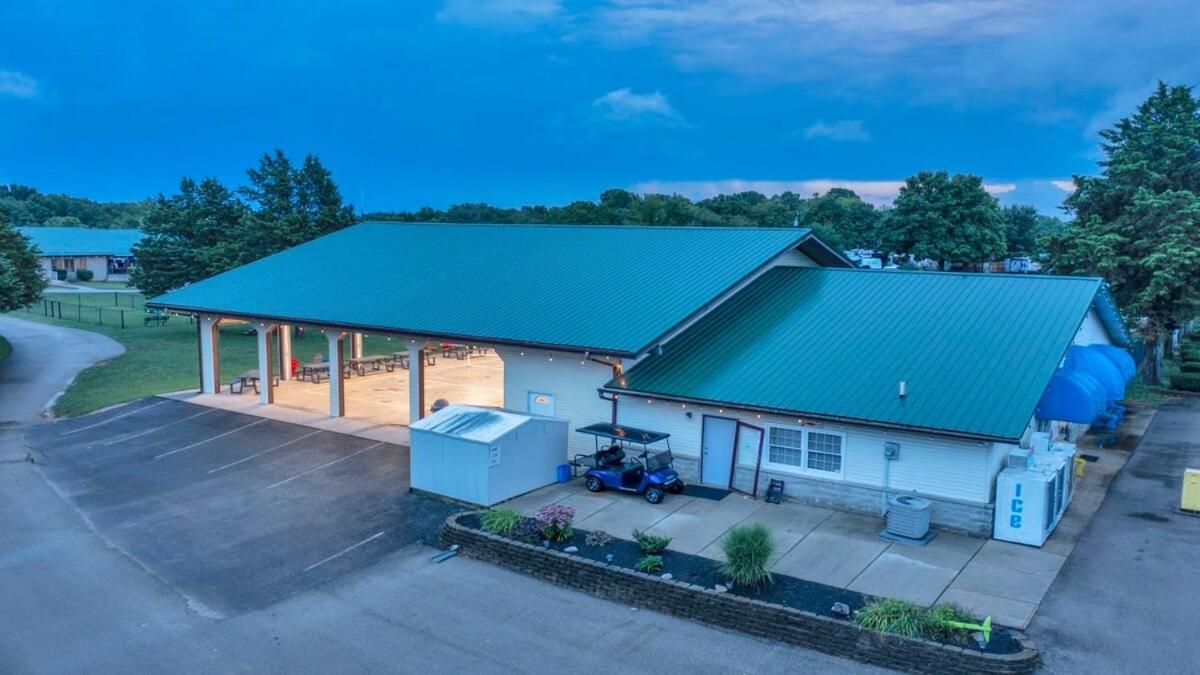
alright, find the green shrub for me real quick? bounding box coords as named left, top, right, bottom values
left=718, top=523, right=774, bottom=587
left=75, top=269, right=94, bottom=281
left=1180, top=361, right=1200, bottom=374
left=634, top=555, right=664, bottom=573
left=631, top=529, right=672, bottom=555
left=55, top=269, right=67, bottom=281
left=480, top=507, right=521, bottom=535
left=855, top=599, right=979, bottom=641
left=1172, top=371, right=1200, bottom=392
left=1181, top=345, right=1200, bottom=360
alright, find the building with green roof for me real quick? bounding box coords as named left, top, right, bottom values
left=150, top=221, right=1128, bottom=537
left=19, top=226, right=143, bottom=281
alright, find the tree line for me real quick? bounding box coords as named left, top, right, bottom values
left=0, top=184, right=149, bottom=230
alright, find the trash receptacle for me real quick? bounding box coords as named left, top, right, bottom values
left=556, top=463, right=571, bottom=483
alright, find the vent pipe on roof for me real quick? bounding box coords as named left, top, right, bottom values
left=898, top=381, right=907, bottom=399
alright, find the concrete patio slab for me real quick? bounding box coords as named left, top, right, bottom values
left=574, top=493, right=691, bottom=536
left=970, top=539, right=1066, bottom=577
left=698, top=500, right=832, bottom=563
left=646, top=494, right=763, bottom=554
left=812, top=510, right=888, bottom=541
left=945, top=562, right=1057, bottom=605
left=772, top=531, right=888, bottom=587
left=848, top=551, right=960, bottom=605
left=884, top=531, right=984, bottom=570
left=504, top=485, right=578, bottom=516
left=555, top=490, right=620, bottom=521
left=938, top=588, right=1038, bottom=630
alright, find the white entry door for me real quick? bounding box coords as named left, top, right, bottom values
left=701, top=416, right=737, bottom=486
left=527, top=391, right=556, bottom=417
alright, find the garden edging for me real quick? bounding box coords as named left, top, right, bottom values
left=441, top=512, right=1039, bottom=675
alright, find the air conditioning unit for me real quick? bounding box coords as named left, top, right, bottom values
left=885, top=495, right=932, bottom=540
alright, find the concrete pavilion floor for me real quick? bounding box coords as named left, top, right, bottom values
left=502, top=406, right=1156, bottom=630
left=164, top=350, right=504, bottom=441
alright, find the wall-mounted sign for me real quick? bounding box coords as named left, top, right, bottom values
left=488, top=445, right=501, bottom=467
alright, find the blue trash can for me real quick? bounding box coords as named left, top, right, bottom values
left=556, top=463, right=571, bottom=483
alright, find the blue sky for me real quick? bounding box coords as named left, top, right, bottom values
left=1, top=1, right=1198, bottom=215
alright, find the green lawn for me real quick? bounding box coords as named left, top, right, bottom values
left=71, top=280, right=138, bottom=290
left=6, top=304, right=261, bottom=417
left=0, top=335, right=10, bottom=363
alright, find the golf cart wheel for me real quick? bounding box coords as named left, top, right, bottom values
left=667, top=481, right=685, bottom=494
left=645, top=486, right=665, bottom=504
left=585, top=476, right=603, bottom=492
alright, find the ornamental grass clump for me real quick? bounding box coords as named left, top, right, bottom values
left=635, top=555, right=664, bottom=573
left=535, top=503, right=576, bottom=542
left=718, top=523, right=774, bottom=587
left=480, top=507, right=521, bottom=536
left=631, top=529, right=672, bottom=555
left=855, top=598, right=979, bottom=641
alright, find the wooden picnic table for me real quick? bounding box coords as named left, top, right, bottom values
left=392, top=351, right=437, bottom=369
left=230, top=369, right=278, bottom=394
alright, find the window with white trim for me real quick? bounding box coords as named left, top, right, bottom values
left=767, top=427, right=805, bottom=468
left=765, top=425, right=845, bottom=476
left=805, top=431, right=843, bottom=473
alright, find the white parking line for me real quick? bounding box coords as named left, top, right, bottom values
left=59, top=399, right=168, bottom=437
left=266, top=441, right=385, bottom=489
left=102, top=408, right=218, bottom=446
left=303, top=531, right=386, bottom=572
left=207, top=430, right=324, bottom=474
left=154, top=419, right=267, bottom=459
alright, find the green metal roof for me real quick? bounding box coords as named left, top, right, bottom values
left=150, top=222, right=818, bottom=355
left=18, top=227, right=143, bottom=257
left=609, top=267, right=1126, bottom=440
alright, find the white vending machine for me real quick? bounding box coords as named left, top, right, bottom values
left=993, top=442, right=1076, bottom=547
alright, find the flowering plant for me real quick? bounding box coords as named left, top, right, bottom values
left=535, top=503, right=576, bottom=542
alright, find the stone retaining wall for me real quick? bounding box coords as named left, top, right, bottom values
left=442, top=514, right=1039, bottom=675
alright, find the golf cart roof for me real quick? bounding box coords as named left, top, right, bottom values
left=575, top=423, right=670, bottom=444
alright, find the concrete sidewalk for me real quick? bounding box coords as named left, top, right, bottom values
left=506, top=406, right=1156, bottom=629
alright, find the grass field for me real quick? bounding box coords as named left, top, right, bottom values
left=7, top=297, right=261, bottom=416
left=0, top=335, right=10, bottom=363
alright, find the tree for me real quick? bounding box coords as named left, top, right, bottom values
left=1044, top=82, right=1200, bottom=384
left=880, top=171, right=1006, bottom=270
left=131, top=177, right=246, bottom=297
left=1000, top=205, right=1041, bottom=256
left=800, top=187, right=881, bottom=250
left=0, top=211, right=45, bottom=310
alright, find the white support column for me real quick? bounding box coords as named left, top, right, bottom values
left=256, top=323, right=277, bottom=405
left=351, top=332, right=364, bottom=359
left=279, top=324, right=293, bottom=381
left=408, top=342, right=425, bottom=423
left=198, top=316, right=221, bottom=394
left=327, top=331, right=346, bottom=417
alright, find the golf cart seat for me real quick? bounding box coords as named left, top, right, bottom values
left=596, top=445, right=625, bottom=467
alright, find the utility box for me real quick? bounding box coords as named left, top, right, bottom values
left=410, top=404, right=568, bottom=506
left=1182, top=469, right=1200, bottom=513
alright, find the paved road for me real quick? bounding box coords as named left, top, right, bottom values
left=0, top=318, right=881, bottom=673
left=0, top=315, right=123, bottom=432
left=1029, top=396, right=1200, bottom=672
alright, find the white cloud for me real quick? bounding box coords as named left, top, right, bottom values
left=1050, top=179, right=1076, bottom=193
left=0, top=70, right=38, bottom=99
left=437, top=0, right=562, bottom=28
left=592, top=88, right=683, bottom=123
left=632, top=178, right=1016, bottom=206
left=802, top=120, right=869, bottom=142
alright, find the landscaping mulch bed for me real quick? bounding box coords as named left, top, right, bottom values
left=457, top=513, right=1021, bottom=655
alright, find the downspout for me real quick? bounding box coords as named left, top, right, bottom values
left=591, top=356, right=622, bottom=424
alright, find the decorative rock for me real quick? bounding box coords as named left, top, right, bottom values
left=605, top=553, right=614, bottom=562
left=541, top=540, right=550, bottom=548
left=972, top=632, right=988, bottom=648
left=660, top=573, right=673, bottom=580
left=831, top=602, right=851, bottom=619
left=714, top=584, right=728, bottom=593
left=563, top=546, right=579, bottom=553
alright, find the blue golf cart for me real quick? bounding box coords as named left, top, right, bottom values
left=571, top=423, right=684, bottom=504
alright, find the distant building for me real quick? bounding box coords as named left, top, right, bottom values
left=17, top=227, right=143, bottom=281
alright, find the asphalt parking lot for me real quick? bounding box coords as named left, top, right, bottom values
left=25, top=397, right=457, bottom=617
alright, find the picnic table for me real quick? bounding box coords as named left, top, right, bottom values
left=299, top=362, right=331, bottom=383
left=348, top=354, right=394, bottom=376
left=230, top=369, right=278, bottom=394
left=143, top=312, right=170, bottom=327
left=393, top=351, right=437, bottom=369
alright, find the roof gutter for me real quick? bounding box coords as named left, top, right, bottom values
left=601, top=385, right=1019, bottom=444
left=144, top=304, right=640, bottom=358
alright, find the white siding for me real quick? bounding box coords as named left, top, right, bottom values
left=617, top=397, right=995, bottom=504
left=773, top=247, right=817, bottom=267
left=1073, top=308, right=1113, bottom=346
left=497, top=347, right=617, bottom=456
